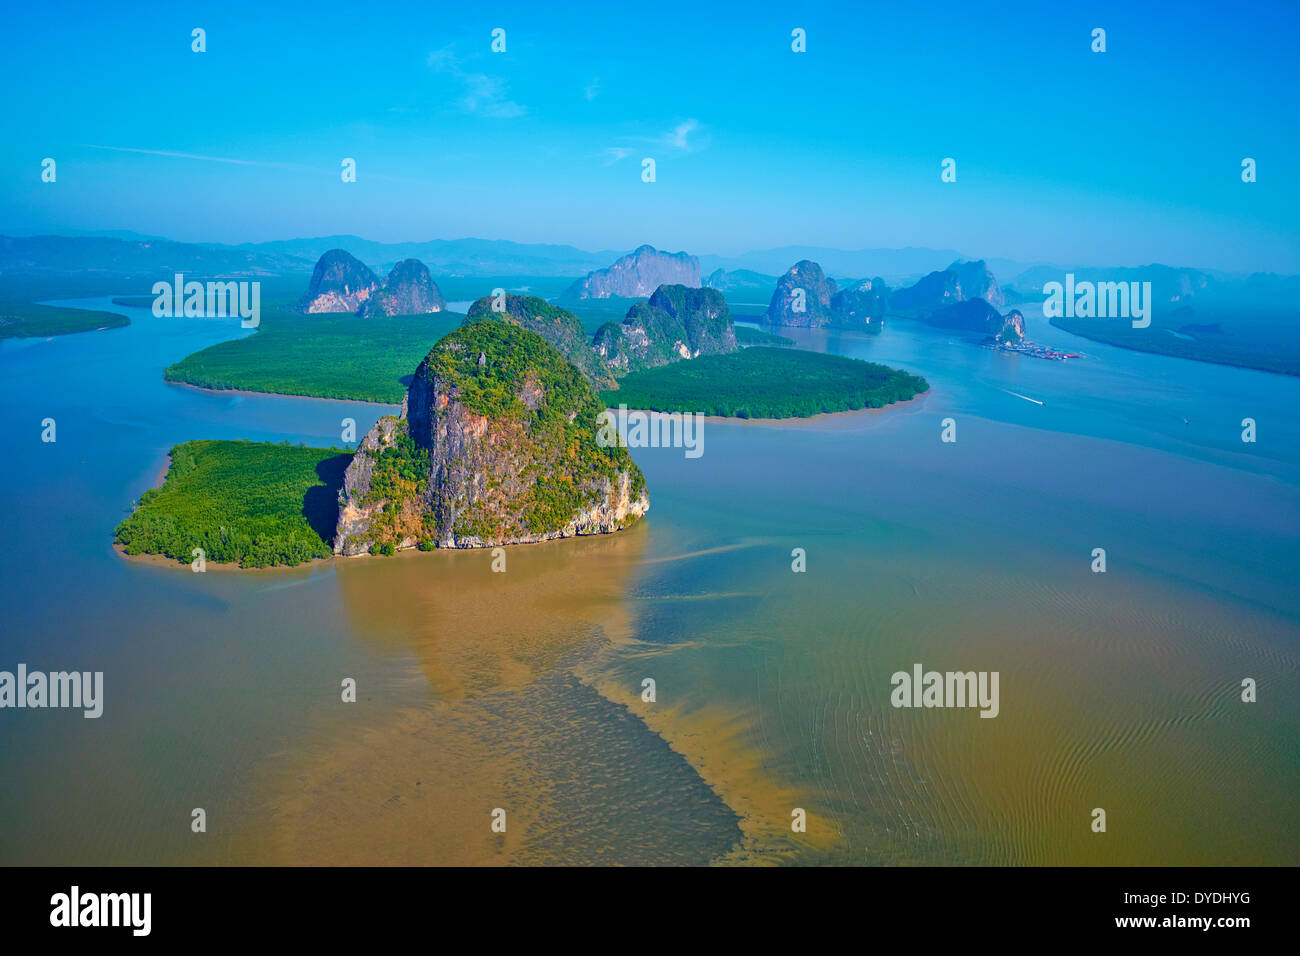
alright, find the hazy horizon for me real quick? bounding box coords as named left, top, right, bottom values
left=7, top=230, right=1298, bottom=282
left=3, top=0, right=1298, bottom=273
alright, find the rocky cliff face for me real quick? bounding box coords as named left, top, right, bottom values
left=764, top=260, right=838, bottom=326
left=464, top=293, right=616, bottom=389
left=950, top=260, right=1004, bottom=308
left=563, top=244, right=701, bottom=299
left=593, top=284, right=738, bottom=374
left=335, top=321, right=647, bottom=555
left=301, top=248, right=382, bottom=312
left=829, top=278, right=888, bottom=333
left=359, top=258, right=446, bottom=316
left=300, top=250, right=447, bottom=316
left=921, top=297, right=1023, bottom=337
left=704, top=268, right=778, bottom=299
left=299, top=249, right=381, bottom=313
left=889, top=259, right=1003, bottom=315
left=997, top=308, right=1026, bottom=341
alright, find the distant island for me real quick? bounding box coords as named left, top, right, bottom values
left=757, top=257, right=1023, bottom=342
left=5, top=233, right=1294, bottom=378
left=603, top=347, right=928, bottom=419
left=1051, top=307, right=1300, bottom=377
left=561, top=244, right=700, bottom=301
left=463, top=273, right=926, bottom=420
left=1, top=300, right=128, bottom=338
left=298, top=248, right=447, bottom=316
left=734, top=325, right=793, bottom=347
left=763, top=260, right=888, bottom=334
left=158, top=249, right=933, bottom=423
left=164, top=308, right=462, bottom=403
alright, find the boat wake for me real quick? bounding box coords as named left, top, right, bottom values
left=1001, top=388, right=1045, bottom=406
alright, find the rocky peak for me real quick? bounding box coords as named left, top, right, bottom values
left=829, top=277, right=889, bottom=333
left=647, top=285, right=737, bottom=354
left=922, top=297, right=1019, bottom=335
left=360, top=258, right=447, bottom=316
left=464, top=293, right=616, bottom=389
left=890, top=260, right=1003, bottom=316
left=998, top=308, right=1026, bottom=341
left=298, top=249, right=380, bottom=313
left=335, top=321, right=647, bottom=555
left=563, top=245, right=701, bottom=299
left=949, top=260, right=1004, bottom=308
left=764, top=260, right=838, bottom=327
left=593, top=283, right=737, bottom=374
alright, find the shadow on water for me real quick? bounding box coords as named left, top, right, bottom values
left=302, top=453, right=350, bottom=544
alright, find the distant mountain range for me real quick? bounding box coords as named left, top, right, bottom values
left=235, top=236, right=626, bottom=277
left=0, top=235, right=310, bottom=278
left=0, top=233, right=1035, bottom=284
left=700, top=246, right=991, bottom=283
left=2, top=234, right=1295, bottom=305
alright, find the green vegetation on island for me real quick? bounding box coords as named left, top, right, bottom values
left=346, top=420, right=435, bottom=554
left=600, top=346, right=928, bottom=419
left=114, top=440, right=348, bottom=567
left=734, top=325, right=794, bottom=347
left=1051, top=309, right=1300, bottom=377
left=591, top=285, right=737, bottom=376
left=164, top=309, right=463, bottom=402
left=463, top=293, right=617, bottom=388
left=431, top=322, right=645, bottom=538
left=338, top=321, right=646, bottom=553
left=0, top=300, right=129, bottom=339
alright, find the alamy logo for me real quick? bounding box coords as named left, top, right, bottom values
left=50, top=886, right=150, bottom=936
left=1042, top=273, right=1151, bottom=328
left=0, top=664, right=102, bottom=718
left=596, top=404, right=704, bottom=459
left=152, top=273, right=261, bottom=328
left=890, top=664, right=999, bottom=718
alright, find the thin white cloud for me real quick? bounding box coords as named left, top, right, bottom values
left=81, top=143, right=444, bottom=186
left=584, top=78, right=601, bottom=101
left=80, top=144, right=311, bottom=170
left=427, top=46, right=526, bottom=119
left=426, top=47, right=457, bottom=72
left=602, top=119, right=704, bottom=164
left=666, top=119, right=699, bottom=151
left=459, top=74, right=525, bottom=118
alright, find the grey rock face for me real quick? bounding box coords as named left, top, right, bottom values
left=298, top=249, right=380, bottom=313
left=889, top=260, right=1003, bottom=315
left=829, top=278, right=888, bottom=333
left=359, top=258, right=446, bottom=316
left=564, top=244, right=701, bottom=299
left=765, top=260, right=838, bottom=327
left=593, top=284, right=737, bottom=374
left=334, top=323, right=648, bottom=555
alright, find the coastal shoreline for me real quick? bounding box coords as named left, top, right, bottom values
left=1049, top=318, right=1300, bottom=379
left=165, top=379, right=401, bottom=408
left=112, top=541, right=336, bottom=574
left=609, top=386, right=932, bottom=427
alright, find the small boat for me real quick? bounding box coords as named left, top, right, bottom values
left=1003, top=388, right=1045, bottom=406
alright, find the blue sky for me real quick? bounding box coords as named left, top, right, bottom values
left=2, top=0, right=1298, bottom=271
